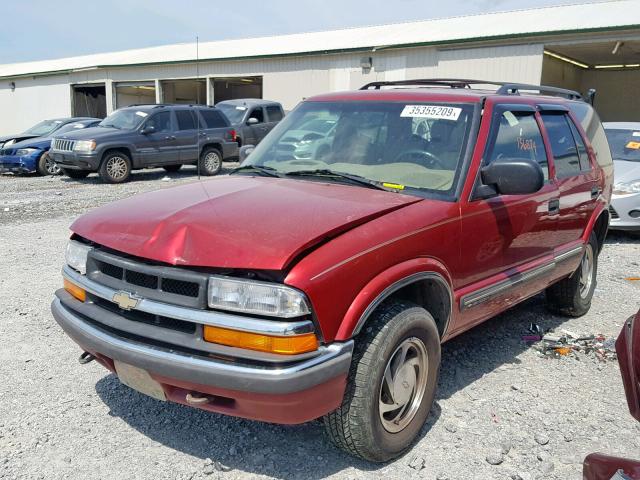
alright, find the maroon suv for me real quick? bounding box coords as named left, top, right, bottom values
left=52, top=79, right=613, bottom=461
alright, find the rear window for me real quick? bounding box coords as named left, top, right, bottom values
left=604, top=128, right=640, bottom=163
left=199, top=109, right=229, bottom=129
left=175, top=110, right=196, bottom=131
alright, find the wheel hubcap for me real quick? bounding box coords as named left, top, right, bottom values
left=44, top=154, right=60, bottom=175
left=379, top=337, right=429, bottom=433
left=204, top=152, right=220, bottom=172
left=106, top=157, right=127, bottom=180
left=579, top=244, right=594, bottom=299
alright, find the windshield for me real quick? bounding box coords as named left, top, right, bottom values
left=244, top=101, right=475, bottom=193
left=217, top=103, right=247, bottom=124
left=605, top=128, right=640, bottom=162
left=99, top=109, right=147, bottom=130
left=23, top=120, right=64, bottom=136
left=55, top=123, right=89, bottom=135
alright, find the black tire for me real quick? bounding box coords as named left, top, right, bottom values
left=324, top=301, right=441, bottom=462
left=546, top=232, right=598, bottom=317
left=36, top=151, right=61, bottom=176
left=62, top=168, right=90, bottom=179
left=163, top=164, right=182, bottom=173
left=99, top=151, right=131, bottom=184
left=198, top=147, right=223, bottom=176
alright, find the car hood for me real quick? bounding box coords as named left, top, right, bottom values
left=614, top=160, right=640, bottom=183
left=71, top=176, right=421, bottom=270
left=616, top=310, right=640, bottom=422
left=8, top=136, right=51, bottom=150
left=0, top=133, right=39, bottom=144
left=54, top=126, right=126, bottom=141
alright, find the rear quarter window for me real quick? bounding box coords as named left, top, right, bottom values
left=199, top=109, right=229, bottom=129
left=567, top=102, right=613, bottom=168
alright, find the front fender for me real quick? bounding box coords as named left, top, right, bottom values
left=335, top=258, right=453, bottom=341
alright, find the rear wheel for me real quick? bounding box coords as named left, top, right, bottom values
left=163, top=164, right=182, bottom=173
left=324, top=301, right=440, bottom=462
left=37, top=151, right=60, bottom=176
left=99, top=151, right=131, bottom=183
left=62, top=168, right=90, bottom=179
left=546, top=232, right=598, bottom=317
left=198, top=147, right=222, bottom=176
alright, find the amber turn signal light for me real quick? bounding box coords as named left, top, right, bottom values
left=203, top=325, right=318, bottom=355
left=64, top=278, right=86, bottom=302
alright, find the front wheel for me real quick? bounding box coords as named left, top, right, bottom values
left=37, top=151, right=61, bottom=176
left=546, top=232, right=598, bottom=317
left=324, top=301, right=441, bottom=462
left=99, top=151, right=131, bottom=183
left=198, top=147, right=222, bottom=176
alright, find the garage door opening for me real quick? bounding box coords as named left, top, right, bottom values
left=541, top=40, right=640, bottom=121
left=72, top=84, right=106, bottom=118
left=161, top=79, right=206, bottom=105
left=213, top=77, right=262, bottom=103
left=115, top=82, right=157, bottom=109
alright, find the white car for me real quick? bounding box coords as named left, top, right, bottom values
left=604, top=122, right=640, bottom=232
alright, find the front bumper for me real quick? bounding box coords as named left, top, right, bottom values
left=51, top=292, right=352, bottom=423
left=50, top=151, right=99, bottom=170
left=0, top=154, right=38, bottom=173
left=610, top=193, right=640, bottom=231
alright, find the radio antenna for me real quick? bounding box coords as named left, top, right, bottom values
left=196, top=35, right=201, bottom=181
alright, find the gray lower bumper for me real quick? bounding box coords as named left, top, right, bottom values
left=51, top=298, right=353, bottom=394
left=50, top=152, right=99, bottom=170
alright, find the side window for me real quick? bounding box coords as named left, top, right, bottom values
left=175, top=110, right=196, bottom=131
left=567, top=118, right=591, bottom=171
left=249, top=108, right=264, bottom=124
left=266, top=106, right=283, bottom=122
left=486, top=110, right=549, bottom=181
left=540, top=113, right=581, bottom=178
left=199, top=109, right=228, bottom=129
left=146, top=111, right=172, bottom=133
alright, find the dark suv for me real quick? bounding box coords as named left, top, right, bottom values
left=50, top=104, right=238, bottom=183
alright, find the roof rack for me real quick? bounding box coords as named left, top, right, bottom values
left=359, top=78, right=584, bottom=101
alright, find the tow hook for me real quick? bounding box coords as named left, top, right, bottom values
left=186, top=392, right=210, bottom=406
left=78, top=352, right=96, bottom=365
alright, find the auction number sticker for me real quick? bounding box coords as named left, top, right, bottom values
left=401, top=105, right=462, bottom=121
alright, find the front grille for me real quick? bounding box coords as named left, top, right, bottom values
left=93, top=297, right=196, bottom=334
left=87, top=249, right=208, bottom=309
left=52, top=138, right=75, bottom=152
left=609, top=205, right=619, bottom=220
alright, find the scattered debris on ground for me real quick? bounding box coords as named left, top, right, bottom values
left=523, top=324, right=618, bottom=361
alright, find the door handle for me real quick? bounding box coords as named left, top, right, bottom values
left=164, top=135, right=176, bottom=140
left=548, top=198, right=560, bottom=216
left=591, top=186, right=601, bottom=199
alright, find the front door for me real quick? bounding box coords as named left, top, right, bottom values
left=137, top=111, right=177, bottom=164
left=247, top=107, right=269, bottom=144
left=456, top=103, right=560, bottom=329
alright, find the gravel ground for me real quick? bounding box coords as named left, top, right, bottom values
left=1, top=171, right=639, bottom=480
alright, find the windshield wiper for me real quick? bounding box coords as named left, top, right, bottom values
left=230, top=165, right=282, bottom=178
left=285, top=169, right=388, bottom=191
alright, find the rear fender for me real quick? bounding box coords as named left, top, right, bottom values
left=582, top=202, right=609, bottom=252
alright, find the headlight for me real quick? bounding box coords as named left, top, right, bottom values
left=65, top=240, right=93, bottom=275
left=208, top=275, right=311, bottom=318
left=73, top=140, right=96, bottom=153
left=614, top=181, right=640, bottom=195
left=16, top=148, right=39, bottom=156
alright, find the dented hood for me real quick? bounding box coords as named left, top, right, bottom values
left=71, top=176, right=420, bottom=270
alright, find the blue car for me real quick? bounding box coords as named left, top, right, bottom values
left=0, top=118, right=100, bottom=175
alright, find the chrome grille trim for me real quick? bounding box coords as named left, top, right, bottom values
left=52, top=138, right=75, bottom=152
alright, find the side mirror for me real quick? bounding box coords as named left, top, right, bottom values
left=480, top=157, right=544, bottom=196
left=141, top=125, right=155, bottom=135
left=239, top=144, right=256, bottom=163
left=247, top=117, right=259, bottom=126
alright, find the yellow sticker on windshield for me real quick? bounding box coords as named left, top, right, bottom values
left=383, top=182, right=405, bottom=190
left=626, top=141, right=640, bottom=149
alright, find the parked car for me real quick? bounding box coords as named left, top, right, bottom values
left=0, top=119, right=100, bottom=175
left=0, top=117, right=97, bottom=151
left=216, top=99, right=284, bottom=147
left=49, top=104, right=238, bottom=183
left=583, top=308, right=640, bottom=479
left=604, top=122, right=640, bottom=232
left=52, top=79, right=613, bottom=462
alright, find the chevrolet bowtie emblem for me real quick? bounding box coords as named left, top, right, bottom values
left=112, top=291, right=141, bottom=310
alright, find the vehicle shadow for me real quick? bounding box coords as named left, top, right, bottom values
left=58, top=163, right=240, bottom=185
left=606, top=230, right=640, bottom=245
left=94, top=293, right=574, bottom=478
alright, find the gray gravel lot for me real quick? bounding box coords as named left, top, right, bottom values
left=1, top=170, right=639, bottom=480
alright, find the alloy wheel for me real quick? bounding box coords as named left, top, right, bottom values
left=579, top=244, right=594, bottom=299
left=204, top=152, right=221, bottom=173
left=106, top=156, right=128, bottom=180
left=43, top=153, right=60, bottom=175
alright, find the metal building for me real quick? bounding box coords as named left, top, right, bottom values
left=0, top=1, right=639, bottom=134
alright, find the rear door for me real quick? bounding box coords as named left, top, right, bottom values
left=173, top=109, right=199, bottom=162
left=457, top=103, right=559, bottom=322
left=539, top=109, right=600, bottom=250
